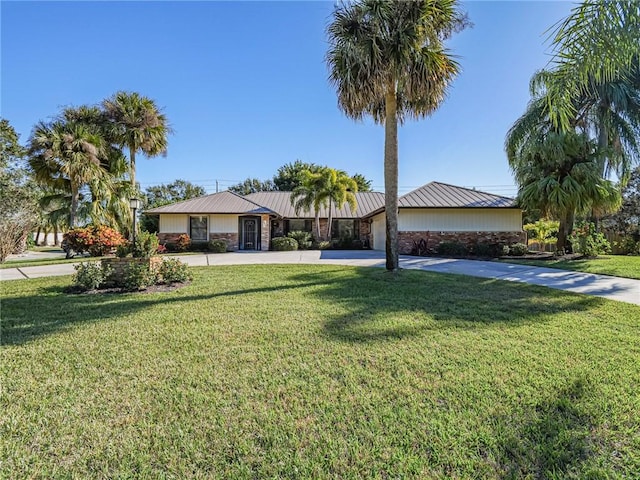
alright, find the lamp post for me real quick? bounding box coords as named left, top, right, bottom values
left=129, top=198, right=141, bottom=251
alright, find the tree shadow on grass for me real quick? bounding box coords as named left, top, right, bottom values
left=287, top=267, right=605, bottom=343
left=492, top=377, right=595, bottom=479
left=1, top=279, right=327, bottom=347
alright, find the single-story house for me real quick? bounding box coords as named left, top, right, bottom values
left=146, top=182, right=525, bottom=253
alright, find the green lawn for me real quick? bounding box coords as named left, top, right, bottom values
left=2, top=265, right=639, bottom=479
left=499, top=254, right=640, bottom=280
left=0, top=256, right=93, bottom=269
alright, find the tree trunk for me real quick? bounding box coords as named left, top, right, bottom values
left=314, top=210, right=321, bottom=242
left=129, top=144, right=136, bottom=189
left=35, top=227, right=41, bottom=246
left=53, top=225, right=59, bottom=246
left=326, top=198, right=333, bottom=242
left=557, top=209, right=576, bottom=254
left=384, top=85, right=399, bottom=271
left=70, top=183, right=80, bottom=229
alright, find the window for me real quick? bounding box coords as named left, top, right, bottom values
left=332, top=220, right=359, bottom=239
left=190, top=216, right=208, bottom=241
left=285, top=219, right=312, bottom=234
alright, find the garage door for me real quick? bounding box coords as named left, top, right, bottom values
left=372, top=216, right=386, bottom=251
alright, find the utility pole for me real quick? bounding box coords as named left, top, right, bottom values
left=216, top=180, right=219, bottom=193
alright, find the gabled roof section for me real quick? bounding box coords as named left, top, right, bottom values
left=245, top=191, right=385, bottom=218
left=399, top=182, right=517, bottom=208
left=146, top=191, right=274, bottom=215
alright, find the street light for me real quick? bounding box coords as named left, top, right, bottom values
left=129, top=198, right=142, bottom=251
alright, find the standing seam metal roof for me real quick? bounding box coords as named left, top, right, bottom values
left=398, top=182, right=516, bottom=208
left=145, top=190, right=274, bottom=214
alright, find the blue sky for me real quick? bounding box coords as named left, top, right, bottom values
left=1, top=1, right=575, bottom=196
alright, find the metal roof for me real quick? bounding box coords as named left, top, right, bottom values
left=245, top=191, right=385, bottom=218
left=146, top=183, right=516, bottom=217
left=398, top=182, right=516, bottom=208
left=146, top=191, right=274, bottom=215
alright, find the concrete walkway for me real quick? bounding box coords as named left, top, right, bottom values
left=1, top=250, right=638, bottom=305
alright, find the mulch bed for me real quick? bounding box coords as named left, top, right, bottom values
left=65, top=281, right=190, bottom=295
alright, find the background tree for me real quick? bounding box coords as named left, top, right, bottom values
left=351, top=173, right=372, bottom=192
left=327, top=0, right=468, bottom=271
left=273, top=160, right=322, bottom=191
left=141, top=179, right=206, bottom=232
left=603, top=166, right=640, bottom=237
left=0, top=118, right=38, bottom=261
left=228, top=177, right=277, bottom=195
left=103, top=91, right=170, bottom=189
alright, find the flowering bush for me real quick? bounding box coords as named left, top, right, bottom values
left=64, top=225, right=126, bottom=257
left=569, top=222, right=611, bottom=257
left=175, top=234, right=191, bottom=252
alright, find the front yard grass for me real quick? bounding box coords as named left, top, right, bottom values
left=2, top=265, right=639, bottom=478
left=499, top=254, right=640, bottom=279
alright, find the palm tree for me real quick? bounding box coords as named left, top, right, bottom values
left=326, top=0, right=468, bottom=271
left=103, top=91, right=170, bottom=189
left=323, top=168, right=358, bottom=242
left=291, top=169, right=330, bottom=241
left=29, top=120, right=108, bottom=229
left=507, top=126, right=620, bottom=251
left=544, top=1, right=640, bottom=131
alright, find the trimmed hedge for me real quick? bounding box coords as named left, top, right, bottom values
left=209, top=239, right=227, bottom=253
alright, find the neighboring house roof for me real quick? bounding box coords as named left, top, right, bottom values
left=245, top=191, right=385, bottom=219
left=146, top=191, right=274, bottom=215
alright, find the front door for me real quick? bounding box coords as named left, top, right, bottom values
left=242, top=217, right=258, bottom=250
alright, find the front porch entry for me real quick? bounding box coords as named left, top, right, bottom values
left=239, top=216, right=261, bottom=250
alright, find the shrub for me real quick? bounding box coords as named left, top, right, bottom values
left=614, top=235, right=640, bottom=255
left=569, top=222, right=611, bottom=257
left=314, top=241, right=331, bottom=250
left=122, top=262, right=157, bottom=291
left=132, top=231, right=159, bottom=258
left=508, top=243, right=529, bottom=256
left=189, top=241, right=209, bottom=252
left=64, top=225, right=126, bottom=257
left=501, top=245, right=511, bottom=256
left=472, top=243, right=503, bottom=258
left=115, top=243, right=131, bottom=258
left=157, top=244, right=167, bottom=254
left=287, top=231, right=312, bottom=250
left=73, top=261, right=112, bottom=291
left=271, top=237, right=298, bottom=251
left=159, top=258, right=192, bottom=284
left=209, top=239, right=227, bottom=253
left=436, top=242, right=468, bottom=256
left=175, top=234, right=191, bottom=252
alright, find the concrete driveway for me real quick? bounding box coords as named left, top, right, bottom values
left=1, top=250, right=638, bottom=305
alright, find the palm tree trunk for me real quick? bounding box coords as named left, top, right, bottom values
left=35, top=227, right=41, bottom=246
left=384, top=85, right=399, bottom=271
left=557, top=209, right=575, bottom=254
left=70, top=183, right=80, bottom=229
left=327, top=198, right=333, bottom=242
left=129, top=144, right=136, bottom=189
left=314, top=210, right=321, bottom=242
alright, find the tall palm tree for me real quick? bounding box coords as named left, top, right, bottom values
left=291, top=168, right=329, bottom=241
left=323, top=168, right=358, bottom=242
left=327, top=0, right=468, bottom=271
left=544, top=1, right=640, bottom=131
left=29, top=120, right=108, bottom=229
left=103, top=91, right=170, bottom=189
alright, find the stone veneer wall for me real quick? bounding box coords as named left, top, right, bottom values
left=260, top=214, right=270, bottom=251
left=210, top=233, right=239, bottom=251
left=398, top=231, right=526, bottom=255
left=158, top=232, right=239, bottom=251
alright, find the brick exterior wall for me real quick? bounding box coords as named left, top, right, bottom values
left=398, top=231, right=526, bottom=255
